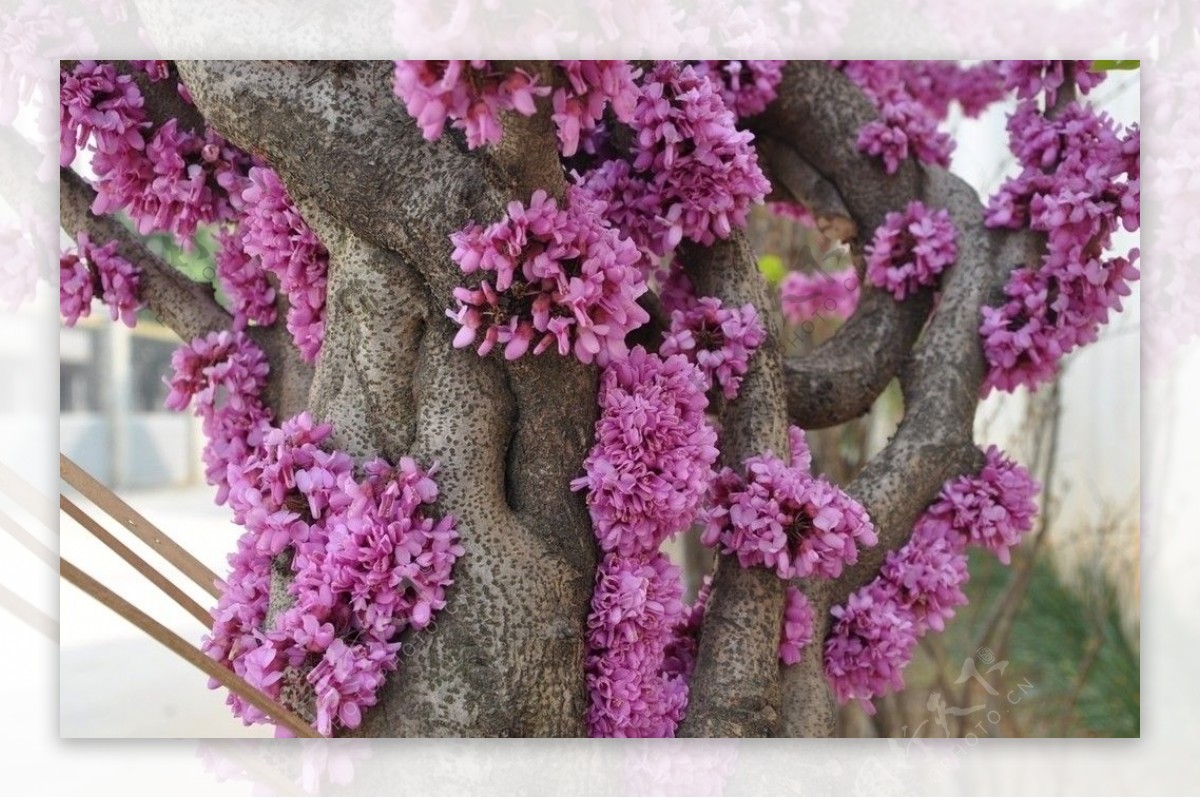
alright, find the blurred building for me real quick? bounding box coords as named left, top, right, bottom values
left=60, top=317, right=201, bottom=489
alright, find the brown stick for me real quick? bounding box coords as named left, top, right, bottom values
left=60, top=494, right=212, bottom=627
left=59, top=557, right=321, bottom=738
left=59, top=454, right=221, bottom=598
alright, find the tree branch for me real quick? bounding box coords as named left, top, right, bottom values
left=174, top=59, right=510, bottom=308
left=678, top=232, right=790, bottom=738
left=59, top=167, right=231, bottom=341
left=754, top=61, right=935, bottom=431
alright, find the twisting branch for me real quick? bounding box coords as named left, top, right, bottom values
left=174, top=59, right=510, bottom=307
left=756, top=137, right=855, bottom=242
left=678, top=232, right=790, bottom=738
left=753, top=61, right=934, bottom=431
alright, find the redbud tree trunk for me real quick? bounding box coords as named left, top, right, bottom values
left=63, top=60, right=1025, bottom=737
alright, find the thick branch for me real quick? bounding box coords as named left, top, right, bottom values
left=678, top=232, right=790, bottom=738
left=175, top=60, right=510, bottom=307
left=756, top=136, right=855, bottom=242
left=755, top=61, right=934, bottom=430
left=832, top=172, right=1034, bottom=602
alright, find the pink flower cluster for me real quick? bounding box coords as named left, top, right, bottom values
left=584, top=553, right=690, bottom=737
left=693, top=60, right=785, bottom=119
left=93, top=118, right=249, bottom=245
left=574, top=348, right=721, bottom=736
left=392, top=60, right=547, bottom=149
left=830, top=61, right=957, bottom=174
left=824, top=446, right=1038, bottom=711
left=922, top=445, right=1040, bottom=566
left=214, top=416, right=461, bottom=735
left=571, top=346, right=717, bottom=556
left=701, top=427, right=876, bottom=580
left=240, top=166, right=328, bottom=360
left=996, top=60, right=1104, bottom=108
left=779, top=586, right=815, bottom=666
left=164, top=330, right=271, bottom=502
left=865, top=201, right=958, bottom=301
left=779, top=267, right=861, bottom=325
left=59, top=232, right=142, bottom=327
left=981, top=100, right=1140, bottom=393
left=552, top=60, right=640, bottom=156
left=897, top=61, right=1006, bottom=120
left=60, top=60, right=147, bottom=168
left=61, top=61, right=254, bottom=247
left=59, top=249, right=92, bottom=327
left=167, top=333, right=460, bottom=736
left=660, top=296, right=766, bottom=400
left=577, top=61, right=770, bottom=258
left=447, top=188, right=650, bottom=365
left=215, top=226, right=277, bottom=327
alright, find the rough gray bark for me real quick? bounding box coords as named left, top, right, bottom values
left=60, top=59, right=1032, bottom=737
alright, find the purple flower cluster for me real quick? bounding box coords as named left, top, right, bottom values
left=164, top=330, right=272, bottom=503
left=166, top=332, right=460, bottom=736
left=90, top=115, right=249, bottom=246
left=996, top=60, right=1104, bottom=108
left=823, top=445, right=1038, bottom=711
left=59, top=232, right=142, bottom=328
left=392, top=60, right=548, bottom=149
left=240, top=166, right=328, bottom=360
left=448, top=187, right=650, bottom=365
left=213, top=415, right=461, bottom=735
left=922, top=445, right=1040, bottom=565
left=392, top=60, right=640, bottom=156
left=830, top=61, right=956, bottom=174
left=700, top=428, right=876, bottom=580
left=693, top=60, right=785, bottom=119
left=60, top=60, right=147, bottom=168
left=981, top=100, right=1140, bottom=393
left=584, top=553, right=690, bottom=737
left=780, top=267, right=861, bottom=325
left=865, top=201, right=958, bottom=301
left=896, top=61, right=1007, bottom=120
left=660, top=296, right=766, bottom=400
left=552, top=60, right=640, bottom=156
left=822, top=581, right=917, bottom=711
left=215, top=225, right=277, bottom=327
left=576, top=61, right=770, bottom=259
left=574, top=348, right=721, bottom=736
left=571, top=346, right=717, bottom=556
left=59, top=249, right=92, bottom=327
left=779, top=587, right=815, bottom=666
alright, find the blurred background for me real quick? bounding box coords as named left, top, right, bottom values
left=52, top=67, right=1140, bottom=738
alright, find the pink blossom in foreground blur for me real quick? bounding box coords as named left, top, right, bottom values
left=780, top=267, right=860, bottom=325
